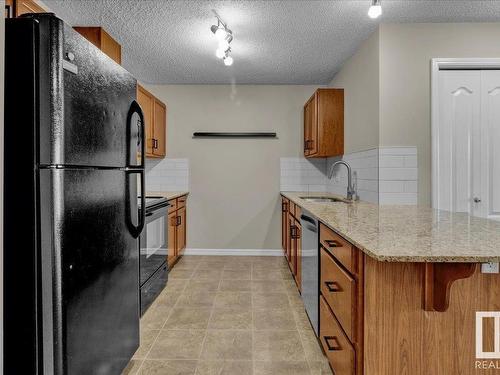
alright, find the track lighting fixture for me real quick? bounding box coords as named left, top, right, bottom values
left=368, top=0, right=382, bottom=19
left=210, top=10, right=234, bottom=66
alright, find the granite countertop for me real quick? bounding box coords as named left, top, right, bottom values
left=147, top=191, right=189, bottom=201
left=281, top=191, right=500, bottom=263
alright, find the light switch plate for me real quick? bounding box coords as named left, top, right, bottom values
left=481, top=262, right=499, bottom=274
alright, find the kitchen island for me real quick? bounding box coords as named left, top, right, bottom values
left=281, top=192, right=500, bottom=375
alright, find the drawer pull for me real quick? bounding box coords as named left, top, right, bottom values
left=282, top=202, right=288, bottom=212
left=324, top=336, right=342, bottom=351
left=324, top=281, right=342, bottom=292
left=325, top=239, right=341, bottom=248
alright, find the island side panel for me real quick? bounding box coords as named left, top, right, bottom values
left=363, top=258, right=425, bottom=374
left=364, top=256, right=500, bottom=375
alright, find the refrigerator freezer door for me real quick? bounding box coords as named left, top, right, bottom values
left=39, top=168, right=140, bottom=375
left=34, top=14, right=141, bottom=168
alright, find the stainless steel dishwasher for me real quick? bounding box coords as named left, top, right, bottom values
left=300, top=209, right=319, bottom=335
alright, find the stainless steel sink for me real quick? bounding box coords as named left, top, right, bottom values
left=299, top=196, right=351, bottom=203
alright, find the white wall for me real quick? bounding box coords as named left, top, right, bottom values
left=379, top=23, right=500, bottom=206
left=329, top=23, right=500, bottom=206
left=144, top=85, right=318, bottom=250
left=329, top=29, right=380, bottom=153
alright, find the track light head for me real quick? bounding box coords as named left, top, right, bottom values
left=223, top=55, right=233, bottom=66
left=368, top=0, right=382, bottom=19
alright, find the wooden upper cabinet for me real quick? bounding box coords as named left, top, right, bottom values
left=137, top=85, right=155, bottom=156
left=153, top=98, right=167, bottom=157
left=73, top=27, right=122, bottom=65
left=136, top=85, right=167, bottom=158
left=304, top=88, right=344, bottom=158
left=13, top=0, right=45, bottom=17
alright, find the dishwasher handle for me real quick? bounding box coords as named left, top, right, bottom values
left=301, top=214, right=318, bottom=232
left=300, top=214, right=316, bottom=224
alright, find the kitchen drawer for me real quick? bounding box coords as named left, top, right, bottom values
left=321, top=247, right=356, bottom=341
left=168, top=199, right=177, bottom=212
left=320, top=295, right=355, bottom=375
left=320, top=224, right=356, bottom=274
left=289, top=201, right=296, bottom=218
left=295, top=205, right=302, bottom=220
left=177, top=195, right=187, bottom=209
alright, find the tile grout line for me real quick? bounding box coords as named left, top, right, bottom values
left=251, top=261, right=256, bottom=374
left=135, top=262, right=196, bottom=371
left=193, top=273, right=222, bottom=373
left=134, top=260, right=199, bottom=373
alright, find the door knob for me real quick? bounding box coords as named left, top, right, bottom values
left=474, top=197, right=481, bottom=203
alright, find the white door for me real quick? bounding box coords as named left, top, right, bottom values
left=434, top=70, right=500, bottom=220
left=479, top=71, right=500, bottom=220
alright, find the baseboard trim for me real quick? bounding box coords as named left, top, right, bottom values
left=184, top=248, right=283, bottom=256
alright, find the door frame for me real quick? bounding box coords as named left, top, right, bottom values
left=431, top=58, right=500, bottom=208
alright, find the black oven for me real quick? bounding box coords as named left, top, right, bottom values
left=139, top=196, right=169, bottom=315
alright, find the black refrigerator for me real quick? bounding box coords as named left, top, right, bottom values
left=4, top=13, right=145, bottom=375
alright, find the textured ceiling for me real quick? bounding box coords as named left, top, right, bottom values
left=43, top=0, right=500, bottom=84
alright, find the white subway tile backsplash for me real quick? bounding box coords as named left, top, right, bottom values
left=146, top=158, right=189, bottom=191
left=379, top=181, right=406, bottom=193
left=378, top=147, right=418, bottom=205
left=404, top=181, right=418, bottom=193
left=379, top=168, right=418, bottom=181
left=379, top=193, right=418, bottom=205
left=379, top=156, right=405, bottom=168
left=379, top=147, right=417, bottom=156
left=404, top=155, right=418, bottom=168
left=280, top=148, right=418, bottom=205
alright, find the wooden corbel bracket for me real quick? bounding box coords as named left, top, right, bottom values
left=423, top=263, right=477, bottom=312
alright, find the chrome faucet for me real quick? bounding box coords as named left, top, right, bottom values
left=328, top=160, right=356, bottom=200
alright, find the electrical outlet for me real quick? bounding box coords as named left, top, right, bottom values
left=481, top=262, right=499, bottom=274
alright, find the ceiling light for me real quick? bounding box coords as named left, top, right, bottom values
left=215, top=47, right=226, bottom=59
left=223, top=55, right=233, bottom=66
left=368, top=0, right=382, bottom=19
left=214, top=27, right=227, bottom=41
left=210, top=10, right=235, bottom=66
left=218, top=39, right=229, bottom=51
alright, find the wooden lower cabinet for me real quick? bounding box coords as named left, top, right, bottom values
left=281, top=198, right=289, bottom=253
left=281, top=196, right=302, bottom=291
left=167, top=195, right=187, bottom=268
left=320, top=295, right=356, bottom=375
left=319, top=224, right=363, bottom=375
left=177, top=206, right=186, bottom=254
left=318, top=222, right=500, bottom=375
left=168, top=211, right=177, bottom=267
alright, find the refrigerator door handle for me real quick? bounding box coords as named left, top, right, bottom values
left=127, top=100, right=146, bottom=169
left=126, top=100, right=146, bottom=238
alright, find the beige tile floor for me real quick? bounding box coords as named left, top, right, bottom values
left=122, top=256, right=333, bottom=375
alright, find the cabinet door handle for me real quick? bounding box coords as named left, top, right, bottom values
left=292, top=227, right=301, bottom=239
left=324, top=281, right=341, bottom=292
left=176, top=216, right=181, bottom=226
left=324, top=336, right=342, bottom=351
left=282, top=202, right=288, bottom=212
left=325, top=239, right=341, bottom=248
